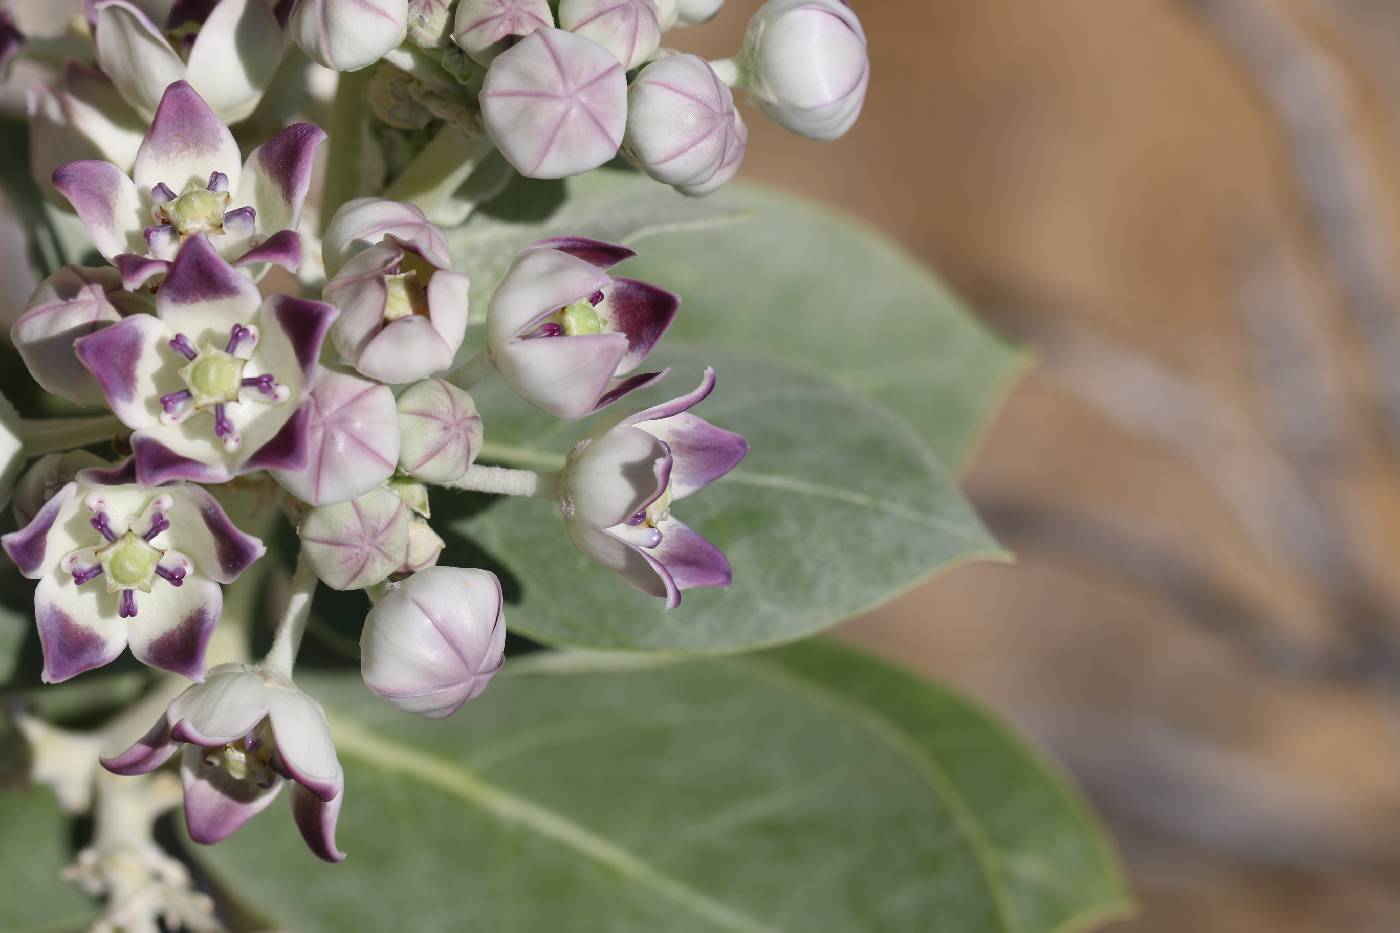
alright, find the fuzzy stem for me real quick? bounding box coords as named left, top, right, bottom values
left=384, top=124, right=498, bottom=225
left=451, top=349, right=496, bottom=389
left=261, top=549, right=319, bottom=678
left=18, top=414, right=126, bottom=455
left=320, top=69, right=376, bottom=235
left=475, top=440, right=567, bottom=472
left=446, top=464, right=559, bottom=498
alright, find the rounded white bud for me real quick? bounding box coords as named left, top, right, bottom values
left=677, top=0, right=723, bottom=25
left=452, top=0, right=553, bottom=66
left=558, top=0, right=660, bottom=71
left=300, top=487, right=410, bottom=590
left=625, top=54, right=743, bottom=193
left=742, top=0, right=869, bottom=141
left=396, top=379, right=483, bottom=483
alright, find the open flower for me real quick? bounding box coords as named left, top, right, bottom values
left=485, top=237, right=679, bottom=419
left=560, top=368, right=746, bottom=607
left=53, top=81, right=324, bottom=289
left=74, top=235, right=336, bottom=486
left=1, top=473, right=265, bottom=683
left=29, top=63, right=146, bottom=206
left=102, top=663, right=345, bottom=862
left=93, top=0, right=286, bottom=123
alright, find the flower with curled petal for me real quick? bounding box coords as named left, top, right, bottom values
left=1, top=471, right=265, bottom=683
left=73, top=236, right=336, bottom=486
left=479, top=27, right=627, bottom=179
left=272, top=368, right=400, bottom=507
left=560, top=368, right=747, bottom=607
left=29, top=64, right=146, bottom=206
left=558, top=0, right=660, bottom=71
left=624, top=53, right=747, bottom=196
left=485, top=237, right=679, bottom=419
left=452, top=0, right=553, bottom=65
left=321, top=197, right=452, bottom=279
left=93, top=0, right=286, bottom=122
left=53, top=81, right=324, bottom=290
left=102, top=663, right=345, bottom=862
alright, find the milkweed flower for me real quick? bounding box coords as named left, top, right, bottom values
left=1, top=474, right=265, bottom=683
left=485, top=237, right=679, bottom=419
left=53, top=81, right=324, bottom=289
left=560, top=368, right=747, bottom=607
left=102, top=664, right=346, bottom=862
left=272, top=368, right=400, bottom=507
left=73, top=236, right=336, bottom=486
left=624, top=53, right=746, bottom=196
left=451, top=0, right=553, bottom=65
left=395, top=379, right=482, bottom=483
left=28, top=64, right=146, bottom=206
left=321, top=197, right=452, bottom=279
left=558, top=0, right=660, bottom=71
left=299, top=486, right=410, bottom=590
left=289, top=0, right=409, bottom=71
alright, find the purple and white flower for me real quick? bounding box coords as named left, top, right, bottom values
left=624, top=53, right=746, bottom=196
left=479, top=27, right=627, bottom=179
left=561, top=368, right=746, bottom=607
left=272, top=368, right=400, bottom=507
left=299, top=485, right=410, bottom=590
left=740, top=0, right=869, bottom=141
left=94, top=0, right=287, bottom=122
left=486, top=237, right=678, bottom=420
left=361, top=567, right=504, bottom=718
left=395, top=378, right=482, bottom=483
left=28, top=64, right=146, bottom=206
left=1, top=473, right=265, bottom=683
left=11, top=265, right=148, bottom=407
left=102, top=663, right=345, bottom=862
left=289, top=0, right=408, bottom=72
left=53, top=80, right=324, bottom=289
left=558, top=0, right=660, bottom=71
left=323, top=235, right=470, bottom=385
left=452, top=0, right=552, bottom=65
left=73, top=235, right=336, bottom=486
left=321, top=197, right=452, bottom=279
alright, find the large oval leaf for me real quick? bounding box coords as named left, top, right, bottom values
left=194, top=641, right=1128, bottom=932
left=432, top=348, right=1000, bottom=653
left=0, top=788, right=97, bottom=932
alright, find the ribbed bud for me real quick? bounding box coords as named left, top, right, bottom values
left=741, top=0, right=869, bottom=140
left=625, top=54, right=743, bottom=194
left=300, top=487, right=410, bottom=590
left=396, top=379, right=483, bottom=483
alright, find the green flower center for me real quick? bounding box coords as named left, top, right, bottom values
left=383, top=251, right=435, bottom=322
left=96, top=532, right=163, bottom=593
left=160, top=186, right=231, bottom=236
left=180, top=345, right=247, bottom=408
left=558, top=299, right=604, bottom=336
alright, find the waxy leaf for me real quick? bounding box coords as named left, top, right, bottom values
left=194, top=641, right=1129, bottom=932
left=0, top=788, right=97, bottom=932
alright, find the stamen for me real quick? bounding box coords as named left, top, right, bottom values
left=531, top=322, right=565, bottom=339
left=169, top=334, right=199, bottom=361
left=143, top=512, right=170, bottom=541
left=226, top=323, right=256, bottom=355
left=155, top=564, right=186, bottom=587
left=152, top=182, right=177, bottom=202
left=73, top=565, right=103, bottom=586
left=90, top=512, right=117, bottom=543
left=207, top=171, right=229, bottom=193
left=213, top=404, right=241, bottom=450
left=160, top=389, right=193, bottom=414
left=589, top=290, right=605, bottom=306
left=119, top=589, right=138, bottom=618
left=625, top=511, right=646, bottom=526
left=240, top=373, right=282, bottom=399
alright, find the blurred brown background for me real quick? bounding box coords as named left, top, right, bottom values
left=690, top=1, right=1400, bottom=930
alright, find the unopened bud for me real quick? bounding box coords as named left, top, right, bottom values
left=400, top=518, right=445, bottom=573
left=290, top=0, right=409, bottom=72
left=396, top=379, right=483, bottom=483
left=625, top=54, right=744, bottom=194
left=408, top=0, right=453, bottom=49
left=741, top=0, right=869, bottom=141
left=13, top=266, right=134, bottom=407
left=677, top=0, right=723, bottom=25
left=452, top=0, right=553, bottom=65
left=272, top=368, right=400, bottom=507
left=300, top=487, right=410, bottom=590
left=558, top=0, right=660, bottom=71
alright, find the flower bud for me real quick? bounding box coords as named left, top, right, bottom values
left=653, top=0, right=679, bottom=30
left=322, top=198, right=452, bottom=279
left=272, top=369, right=401, bottom=507
left=400, top=518, right=445, bottom=574
left=29, top=65, right=146, bottom=207
left=408, top=0, right=453, bottom=48
left=386, top=476, right=432, bottom=517
left=12, top=451, right=108, bottom=528
left=676, top=107, right=746, bottom=197
left=741, top=0, right=869, bottom=141
left=395, top=379, right=482, bottom=483
left=300, top=487, right=410, bottom=590
left=323, top=237, right=470, bottom=385
left=361, top=567, right=505, bottom=718
left=12, top=266, right=134, bottom=407
left=451, top=0, right=553, bottom=65
left=480, top=28, right=627, bottom=179
left=289, top=0, right=409, bottom=72
left=558, top=0, right=660, bottom=71
left=624, top=54, right=743, bottom=194
left=677, top=0, right=723, bottom=25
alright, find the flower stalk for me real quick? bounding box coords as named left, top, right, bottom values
left=447, top=464, right=559, bottom=498
left=262, top=549, right=319, bottom=679
left=18, top=414, right=127, bottom=456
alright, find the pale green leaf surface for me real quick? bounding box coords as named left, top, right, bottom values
left=194, top=641, right=1128, bottom=933
left=0, top=788, right=97, bottom=932
left=439, top=348, right=1000, bottom=652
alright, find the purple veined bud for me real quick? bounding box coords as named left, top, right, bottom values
left=323, top=236, right=470, bottom=385
left=361, top=566, right=505, bottom=718
left=677, top=0, right=723, bottom=25
left=408, top=0, right=453, bottom=48
left=676, top=106, right=746, bottom=197
left=321, top=197, right=453, bottom=279
left=11, top=265, right=142, bottom=407
left=12, top=452, right=110, bottom=528
left=624, top=54, right=744, bottom=195
left=451, top=0, right=553, bottom=66
left=400, top=517, right=445, bottom=574
left=558, top=0, right=660, bottom=71
left=271, top=368, right=401, bottom=507
left=480, top=28, right=627, bottom=179
left=28, top=64, right=146, bottom=207
left=740, top=0, right=869, bottom=141
left=289, top=0, right=409, bottom=71
left=395, top=379, right=482, bottom=483
left=300, top=486, right=410, bottom=590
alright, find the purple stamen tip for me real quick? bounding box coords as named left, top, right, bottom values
left=153, top=182, right=177, bottom=202
left=73, top=565, right=103, bottom=586
left=160, top=389, right=192, bottom=414
left=156, top=564, right=186, bottom=587
left=213, top=404, right=235, bottom=439
left=169, top=334, right=199, bottom=361
left=625, top=511, right=647, bottom=526
left=208, top=171, right=229, bottom=192
left=90, top=512, right=117, bottom=542
left=143, top=512, right=170, bottom=541
left=589, top=290, right=605, bottom=306
left=240, top=373, right=277, bottom=396
left=119, top=590, right=138, bottom=619
left=226, top=323, right=252, bottom=354
left=532, top=322, right=565, bottom=339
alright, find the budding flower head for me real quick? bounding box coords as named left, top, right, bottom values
left=396, top=379, right=482, bottom=483
left=361, top=567, right=505, bottom=719
left=289, top=0, right=409, bottom=72
left=480, top=28, right=627, bottom=179
left=625, top=54, right=745, bottom=195
left=741, top=0, right=869, bottom=141
left=558, top=0, right=661, bottom=71
left=452, top=0, right=553, bottom=65
left=300, top=486, right=410, bottom=590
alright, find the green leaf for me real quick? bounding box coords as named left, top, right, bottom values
left=449, top=167, right=745, bottom=314
left=0, top=788, right=96, bottom=932
left=194, top=641, right=1129, bottom=932
left=620, top=184, right=1027, bottom=471
left=441, top=348, right=1001, bottom=652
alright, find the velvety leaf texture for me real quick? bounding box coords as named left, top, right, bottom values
left=194, top=641, right=1129, bottom=933
left=0, top=788, right=98, bottom=931
left=434, top=348, right=1002, bottom=652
